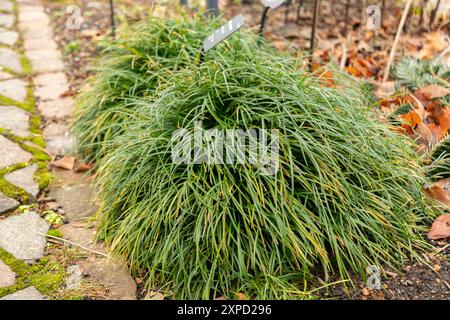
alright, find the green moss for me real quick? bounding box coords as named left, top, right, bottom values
left=0, top=162, right=30, bottom=202
left=0, top=248, right=66, bottom=299
left=47, top=229, right=64, bottom=238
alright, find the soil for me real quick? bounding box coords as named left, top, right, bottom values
left=41, top=0, right=450, bottom=300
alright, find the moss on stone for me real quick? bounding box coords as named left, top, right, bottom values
left=0, top=248, right=66, bottom=299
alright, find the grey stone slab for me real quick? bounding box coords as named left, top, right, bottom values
left=30, top=59, right=64, bottom=74
left=49, top=185, right=98, bottom=221
left=23, top=38, right=57, bottom=51
left=0, top=135, right=32, bottom=169
left=0, top=260, right=16, bottom=288
left=38, top=98, right=73, bottom=120
left=0, top=14, right=14, bottom=28
left=59, top=224, right=136, bottom=299
left=0, top=212, right=49, bottom=262
left=42, top=123, right=74, bottom=156
left=35, top=84, right=68, bottom=101
left=27, top=50, right=62, bottom=64
left=0, top=71, right=13, bottom=80
left=5, top=164, right=39, bottom=199
left=0, top=106, right=30, bottom=137
left=34, top=72, right=68, bottom=87
left=0, top=286, right=45, bottom=300
left=0, top=79, right=27, bottom=102
left=23, top=27, right=53, bottom=41
left=34, top=73, right=69, bottom=101
left=0, top=29, right=18, bottom=46
left=0, top=1, right=13, bottom=13
left=0, top=191, right=19, bottom=215
left=0, top=48, right=23, bottom=73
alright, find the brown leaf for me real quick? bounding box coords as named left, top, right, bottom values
left=362, top=288, right=370, bottom=296
left=428, top=214, right=450, bottom=240
left=235, top=293, right=249, bottom=300
left=50, top=156, right=76, bottom=170
left=74, top=159, right=93, bottom=173
left=425, top=178, right=450, bottom=207
left=415, top=84, right=450, bottom=101
left=144, top=291, right=164, bottom=300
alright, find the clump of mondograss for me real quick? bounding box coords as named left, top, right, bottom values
left=73, top=15, right=230, bottom=162
left=94, top=40, right=436, bottom=299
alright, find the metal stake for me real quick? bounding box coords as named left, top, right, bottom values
left=109, top=0, right=116, bottom=38
left=309, top=0, right=320, bottom=68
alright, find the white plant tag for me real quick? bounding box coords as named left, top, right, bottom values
left=203, top=15, right=245, bottom=53
left=261, top=0, right=286, bottom=9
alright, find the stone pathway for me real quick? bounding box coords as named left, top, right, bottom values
left=0, top=0, right=136, bottom=300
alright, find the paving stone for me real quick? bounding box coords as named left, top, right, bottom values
left=5, top=164, right=39, bottom=199
left=23, top=27, right=53, bottom=40
left=38, top=98, right=73, bottom=120
left=23, top=38, right=57, bottom=51
left=0, top=48, right=23, bottom=73
left=0, top=29, right=18, bottom=46
left=18, top=11, right=48, bottom=24
left=0, top=106, right=30, bottom=137
left=0, top=212, right=49, bottom=262
left=42, top=123, right=74, bottom=156
left=35, top=84, right=68, bottom=101
left=0, top=286, right=45, bottom=300
left=0, top=71, right=13, bottom=80
left=30, top=59, right=64, bottom=74
left=49, top=185, right=98, bottom=221
left=0, top=14, right=14, bottom=28
left=0, top=79, right=27, bottom=102
left=34, top=72, right=68, bottom=87
left=0, top=191, right=19, bottom=215
left=0, top=1, right=13, bottom=13
left=59, top=224, right=136, bottom=299
left=0, top=260, right=16, bottom=288
left=0, top=135, right=32, bottom=169
left=27, top=50, right=62, bottom=64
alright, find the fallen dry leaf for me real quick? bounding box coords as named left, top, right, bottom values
left=425, top=178, right=450, bottom=207
left=50, top=156, right=76, bottom=170
left=428, top=214, right=450, bottom=240
left=144, top=291, right=164, bottom=300
left=362, top=287, right=370, bottom=296
left=415, top=84, right=450, bottom=100
left=74, top=160, right=93, bottom=173
left=235, top=293, right=249, bottom=300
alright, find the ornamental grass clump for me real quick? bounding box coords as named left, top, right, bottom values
left=73, top=15, right=235, bottom=162
left=94, top=39, right=436, bottom=299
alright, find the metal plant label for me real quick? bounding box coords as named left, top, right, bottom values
left=203, top=15, right=245, bottom=53
left=261, top=0, right=286, bottom=9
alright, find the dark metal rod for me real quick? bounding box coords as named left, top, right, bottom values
left=206, top=0, right=219, bottom=16
left=259, top=6, right=270, bottom=35
left=309, top=0, right=320, bottom=68
left=109, top=0, right=116, bottom=38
